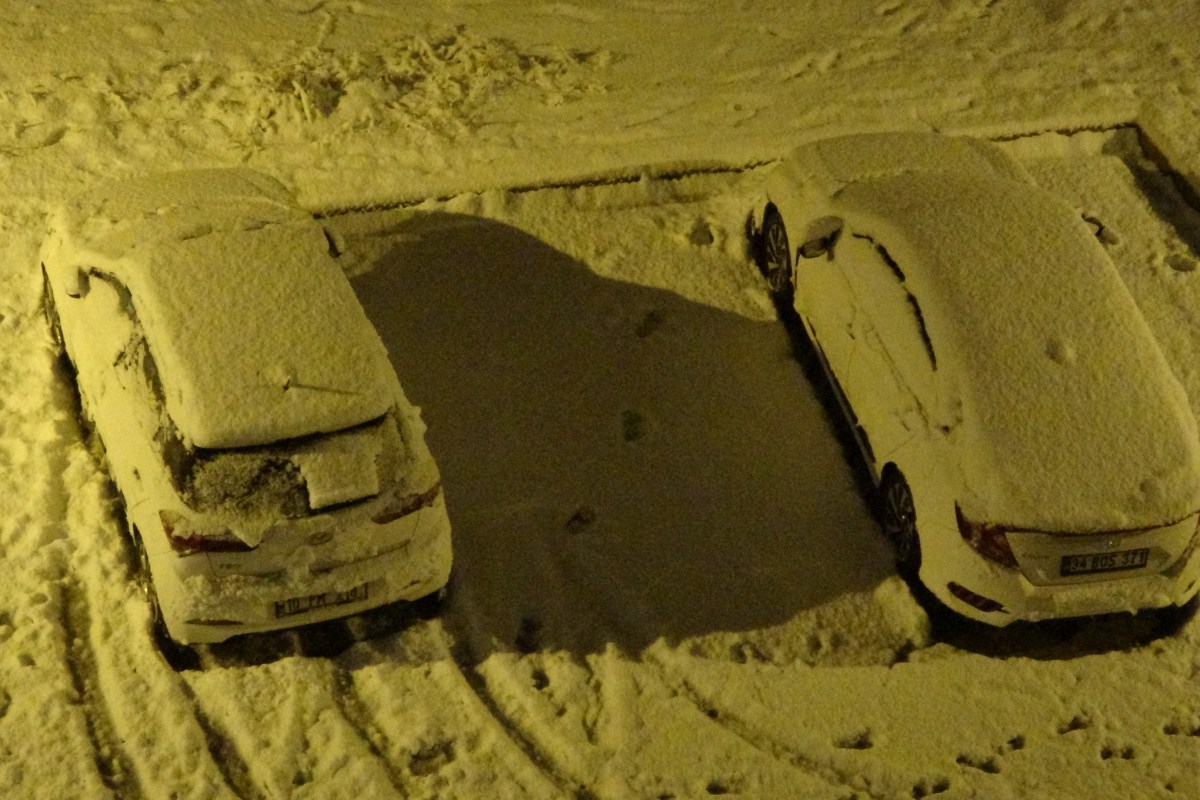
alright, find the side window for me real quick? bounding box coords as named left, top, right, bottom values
left=83, top=270, right=172, bottom=436
left=73, top=270, right=138, bottom=368
left=848, top=233, right=938, bottom=373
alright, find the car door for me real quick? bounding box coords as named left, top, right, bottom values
left=827, top=229, right=932, bottom=464
left=791, top=217, right=859, bottom=381
left=62, top=270, right=166, bottom=503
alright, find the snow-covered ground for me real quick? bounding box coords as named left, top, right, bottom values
left=4, top=1, right=1200, bottom=798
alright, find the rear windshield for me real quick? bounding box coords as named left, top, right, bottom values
left=101, top=282, right=405, bottom=519
left=158, top=413, right=403, bottom=518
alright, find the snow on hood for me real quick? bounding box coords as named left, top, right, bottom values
left=835, top=170, right=1200, bottom=532
left=51, top=170, right=398, bottom=449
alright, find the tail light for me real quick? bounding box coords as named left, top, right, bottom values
left=956, top=504, right=1019, bottom=568
left=947, top=581, right=1008, bottom=614
left=160, top=510, right=255, bottom=556
left=372, top=483, right=442, bottom=525
left=1164, top=516, right=1200, bottom=578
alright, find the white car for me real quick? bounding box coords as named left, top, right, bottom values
left=753, top=132, right=1200, bottom=624
left=42, top=169, right=451, bottom=644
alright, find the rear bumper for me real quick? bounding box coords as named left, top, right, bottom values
left=924, top=534, right=1200, bottom=626
left=155, top=495, right=452, bottom=644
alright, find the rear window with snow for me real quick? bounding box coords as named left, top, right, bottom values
left=158, top=412, right=403, bottom=519
left=112, top=293, right=403, bottom=519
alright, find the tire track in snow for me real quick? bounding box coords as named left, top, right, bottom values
left=642, top=653, right=894, bottom=800
left=45, top=376, right=142, bottom=798
left=447, top=635, right=600, bottom=800
left=193, top=604, right=568, bottom=798
left=49, top=390, right=242, bottom=799
left=181, top=692, right=265, bottom=800
left=183, top=649, right=401, bottom=800
left=328, top=663, right=412, bottom=797
left=60, top=574, right=143, bottom=799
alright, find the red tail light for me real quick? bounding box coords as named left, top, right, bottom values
left=160, top=510, right=255, bottom=556
left=956, top=504, right=1019, bottom=568
left=1165, top=516, right=1200, bottom=578
left=947, top=581, right=1008, bottom=614
left=372, top=483, right=442, bottom=525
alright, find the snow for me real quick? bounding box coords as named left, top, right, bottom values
left=833, top=164, right=1200, bottom=531
left=44, top=171, right=397, bottom=449
left=292, top=424, right=383, bottom=510
left=5, top=1, right=1200, bottom=798
left=785, top=131, right=1030, bottom=198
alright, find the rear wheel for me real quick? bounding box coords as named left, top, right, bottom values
left=132, top=527, right=166, bottom=636
left=878, top=465, right=921, bottom=575
left=41, top=266, right=66, bottom=352
left=133, top=527, right=199, bottom=669
left=757, top=206, right=793, bottom=298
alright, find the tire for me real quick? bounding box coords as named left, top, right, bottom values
left=41, top=266, right=66, bottom=353
left=757, top=206, right=793, bottom=297
left=878, top=465, right=921, bottom=575
left=134, top=527, right=199, bottom=669
left=412, top=579, right=451, bottom=620
left=132, top=527, right=166, bottom=635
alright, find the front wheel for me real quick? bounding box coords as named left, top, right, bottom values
left=757, top=206, right=793, bottom=298
left=878, top=465, right=921, bottom=576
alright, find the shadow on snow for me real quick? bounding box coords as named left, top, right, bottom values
left=353, top=212, right=893, bottom=659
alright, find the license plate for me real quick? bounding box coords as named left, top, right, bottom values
left=274, top=583, right=369, bottom=619
left=1060, top=548, right=1149, bottom=576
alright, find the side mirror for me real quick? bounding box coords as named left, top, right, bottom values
left=798, top=216, right=843, bottom=259
left=64, top=267, right=90, bottom=298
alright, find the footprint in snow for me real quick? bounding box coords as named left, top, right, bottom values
left=1162, top=721, right=1200, bottom=737
left=515, top=615, right=543, bottom=653
left=705, top=777, right=747, bottom=795
left=1100, top=744, right=1135, bottom=761
left=956, top=753, right=1000, bottom=774
left=565, top=506, right=597, bottom=534
left=635, top=309, right=665, bottom=338
left=621, top=410, right=648, bottom=442
left=957, top=733, right=1024, bottom=775
left=833, top=728, right=873, bottom=750
left=911, top=776, right=951, bottom=797
left=688, top=221, right=715, bottom=247
left=1058, top=713, right=1093, bottom=734
left=409, top=740, right=456, bottom=776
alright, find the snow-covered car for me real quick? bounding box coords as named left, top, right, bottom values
left=753, top=132, right=1200, bottom=624
left=42, top=169, right=452, bottom=644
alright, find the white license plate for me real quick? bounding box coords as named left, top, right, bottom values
left=1060, top=548, right=1149, bottom=576
left=274, top=583, right=369, bottom=619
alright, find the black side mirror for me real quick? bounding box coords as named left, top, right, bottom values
left=798, top=216, right=844, bottom=259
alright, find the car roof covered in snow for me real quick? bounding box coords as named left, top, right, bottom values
left=48, top=169, right=398, bottom=449
left=830, top=166, right=1200, bottom=531
left=784, top=131, right=1030, bottom=198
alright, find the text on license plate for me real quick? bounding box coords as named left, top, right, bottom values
left=1060, top=548, right=1149, bottom=577
left=274, top=583, right=369, bottom=618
